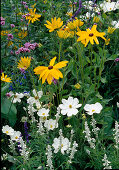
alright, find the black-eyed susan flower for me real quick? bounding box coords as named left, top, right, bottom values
left=17, top=57, right=31, bottom=70
left=34, top=57, right=68, bottom=84
left=26, top=8, right=41, bottom=24
left=1, top=73, right=12, bottom=82
left=76, top=25, right=106, bottom=47
left=44, top=17, right=63, bottom=32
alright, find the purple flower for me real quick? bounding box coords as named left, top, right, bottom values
left=25, top=5, right=28, bottom=9
left=10, top=24, right=15, bottom=28
left=21, top=19, right=23, bottom=22
left=19, top=68, right=26, bottom=74
left=7, top=34, right=13, bottom=40
left=21, top=1, right=27, bottom=5
left=22, top=15, right=26, bottom=18
left=52, top=78, right=57, bottom=85
left=24, top=42, right=31, bottom=48
left=25, top=13, right=30, bottom=17
left=24, top=121, right=30, bottom=143
left=0, top=17, right=5, bottom=25
left=115, top=58, right=119, bottom=62
left=10, top=50, right=14, bottom=55
left=15, top=51, right=20, bottom=55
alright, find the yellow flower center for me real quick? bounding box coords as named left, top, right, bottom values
left=43, top=116, right=46, bottom=120
left=69, top=105, right=72, bottom=108
left=15, top=136, right=18, bottom=139
left=42, top=113, right=45, bottom=115
left=6, top=131, right=9, bottom=134
left=35, top=96, right=39, bottom=100
left=89, top=33, right=94, bottom=37
left=92, top=109, right=95, bottom=112
left=48, top=66, right=53, bottom=70
left=14, top=95, right=17, bottom=98
left=50, top=125, right=53, bottom=128
left=61, top=144, right=63, bottom=148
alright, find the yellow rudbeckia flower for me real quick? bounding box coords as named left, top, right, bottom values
left=17, top=57, right=31, bottom=70
left=67, top=18, right=84, bottom=30
left=76, top=25, right=106, bottom=47
left=26, top=8, right=41, bottom=24
left=1, top=73, right=12, bottom=83
left=107, top=27, right=116, bottom=34
left=34, top=57, right=68, bottom=84
left=44, top=17, right=63, bottom=32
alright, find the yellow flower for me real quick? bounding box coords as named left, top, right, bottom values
left=105, top=38, right=110, bottom=45
left=1, top=73, right=12, bottom=83
left=57, top=29, right=70, bottom=39
left=76, top=25, right=106, bottom=47
left=44, top=17, right=63, bottom=32
left=26, top=8, right=41, bottom=24
left=34, top=57, right=68, bottom=84
left=17, top=57, right=31, bottom=70
left=31, top=3, right=36, bottom=9
left=74, top=83, right=81, bottom=89
left=1, top=30, right=10, bottom=36
left=7, top=41, right=13, bottom=47
left=67, top=18, right=84, bottom=30
left=18, top=30, right=27, bottom=40
left=107, top=27, right=116, bottom=34
left=93, top=16, right=100, bottom=23
left=66, top=12, right=73, bottom=17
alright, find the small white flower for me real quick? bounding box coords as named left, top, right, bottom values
left=11, top=92, right=24, bottom=103
left=84, top=102, right=103, bottom=115
left=2, top=125, right=14, bottom=136
left=100, top=1, right=117, bottom=13
left=37, top=108, right=49, bottom=117
left=111, top=21, right=119, bottom=29
left=117, top=102, right=119, bottom=108
left=59, top=96, right=82, bottom=117
left=52, top=136, right=71, bottom=154
left=44, top=119, right=58, bottom=130
left=10, top=131, right=21, bottom=141
left=27, top=89, right=43, bottom=105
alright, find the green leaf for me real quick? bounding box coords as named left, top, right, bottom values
left=1, top=98, right=17, bottom=126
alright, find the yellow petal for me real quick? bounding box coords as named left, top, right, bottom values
left=54, top=61, right=68, bottom=69
left=47, top=74, right=53, bottom=84
left=49, top=57, right=57, bottom=66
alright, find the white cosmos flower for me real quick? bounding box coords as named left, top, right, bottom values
left=84, top=102, right=103, bottom=115
left=10, top=131, right=21, bottom=141
left=52, top=136, right=71, bottom=154
left=100, top=1, right=117, bottom=13
left=2, top=125, right=14, bottom=136
left=59, top=96, right=82, bottom=117
left=117, top=102, right=119, bottom=108
left=11, top=92, right=24, bottom=103
left=44, top=119, right=58, bottom=130
left=37, top=108, right=49, bottom=117
left=27, top=89, right=43, bottom=105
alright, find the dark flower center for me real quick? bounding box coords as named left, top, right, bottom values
left=89, top=33, right=94, bottom=37
left=48, top=66, right=53, bottom=70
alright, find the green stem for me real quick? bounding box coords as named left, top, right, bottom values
left=58, top=40, right=62, bottom=62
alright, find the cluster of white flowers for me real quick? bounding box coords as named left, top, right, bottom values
left=83, top=121, right=96, bottom=149
left=83, top=1, right=101, bottom=13
left=68, top=141, right=78, bottom=164
left=2, top=125, right=29, bottom=160
left=7, top=91, right=24, bottom=103
left=100, top=1, right=119, bottom=13
left=84, top=102, right=103, bottom=115
left=102, top=154, right=112, bottom=169
left=91, top=116, right=100, bottom=139
left=46, top=145, right=54, bottom=170
left=52, top=129, right=71, bottom=154
left=113, top=121, right=119, bottom=149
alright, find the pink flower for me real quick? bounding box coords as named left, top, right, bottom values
left=10, top=51, right=14, bottom=55
left=21, top=1, right=27, bottom=5
left=10, top=24, right=15, bottom=28
left=7, top=34, right=13, bottom=40
left=0, top=17, right=5, bottom=25
left=25, top=5, right=28, bottom=9
left=22, top=15, right=26, bottom=18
